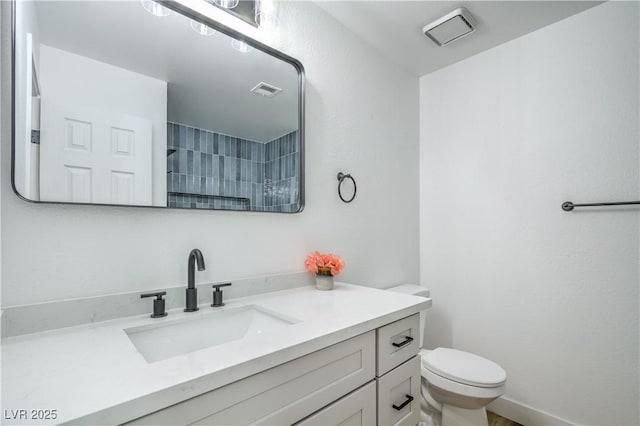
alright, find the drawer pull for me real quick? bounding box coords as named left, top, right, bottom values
left=392, top=336, right=414, bottom=348
left=392, top=394, right=414, bottom=411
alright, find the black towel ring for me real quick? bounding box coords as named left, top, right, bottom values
left=337, top=172, right=357, bottom=203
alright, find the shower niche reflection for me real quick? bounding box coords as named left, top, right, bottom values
left=12, top=0, right=304, bottom=213
left=166, top=125, right=299, bottom=212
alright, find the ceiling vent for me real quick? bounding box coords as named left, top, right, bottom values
left=250, top=82, right=282, bottom=98
left=423, top=7, right=476, bottom=47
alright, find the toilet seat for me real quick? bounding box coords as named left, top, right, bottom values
left=423, top=348, right=507, bottom=388
left=422, top=366, right=506, bottom=400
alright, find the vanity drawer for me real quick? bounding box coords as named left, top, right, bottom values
left=126, top=331, right=375, bottom=426
left=294, top=381, right=376, bottom=426
left=376, top=313, right=420, bottom=375
left=377, top=356, right=421, bottom=426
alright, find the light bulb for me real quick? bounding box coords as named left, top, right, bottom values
left=231, top=39, right=253, bottom=53
left=190, top=20, right=216, bottom=36
left=255, top=0, right=278, bottom=28
left=213, top=0, right=239, bottom=10
left=256, top=11, right=278, bottom=29
left=141, top=0, right=172, bottom=17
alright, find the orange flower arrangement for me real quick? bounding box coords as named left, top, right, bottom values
left=305, top=251, right=345, bottom=276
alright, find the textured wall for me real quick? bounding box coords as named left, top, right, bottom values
left=0, top=1, right=420, bottom=306
left=419, top=3, right=639, bottom=425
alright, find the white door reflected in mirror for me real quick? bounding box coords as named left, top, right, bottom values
left=40, top=102, right=153, bottom=205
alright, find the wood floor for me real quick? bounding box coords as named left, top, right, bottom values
left=488, top=411, right=524, bottom=426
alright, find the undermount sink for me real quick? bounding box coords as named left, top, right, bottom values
left=125, top=305, right=299, bottom=363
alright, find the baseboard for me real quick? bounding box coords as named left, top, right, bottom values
left=488, top=396, right=574, bottom=426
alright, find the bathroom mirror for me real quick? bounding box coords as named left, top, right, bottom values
left=11, top=0, right=304, bottom=213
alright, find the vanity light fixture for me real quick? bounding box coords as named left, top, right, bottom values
left=423, top=7, right=476, bottom=47
left=231, top=39, right=254, bottom=53
left=212, top=0, right=240, bottom=10
left=190, top=20, right=216, bottom=36
left=140, top=0, right=172, bottom=17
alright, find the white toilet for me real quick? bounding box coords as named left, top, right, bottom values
left=388, top=284, right=507, bottom=426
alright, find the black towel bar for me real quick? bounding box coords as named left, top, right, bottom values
left=562, top=201, right=640, bottom=211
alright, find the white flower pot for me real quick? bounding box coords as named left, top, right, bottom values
left=315, top=274, right=334, bottom=291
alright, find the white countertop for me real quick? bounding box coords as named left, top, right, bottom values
left=1, top=283, right=431, bottom=425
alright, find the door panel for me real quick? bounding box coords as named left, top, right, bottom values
left=40, top=101, right=152, bottom=205
left=65, top=165, right=91, bottom=202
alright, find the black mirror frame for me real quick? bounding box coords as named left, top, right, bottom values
left=10, top=0, right=305, bottom=213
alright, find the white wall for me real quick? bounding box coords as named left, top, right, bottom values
left=0, top=1, right=419, bottom=306
left=38, top=44, right=168, bottom=206
left=420, top=3, right=639, bottom=425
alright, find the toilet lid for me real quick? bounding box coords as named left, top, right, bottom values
left=422, top=348, right=507, bottom=388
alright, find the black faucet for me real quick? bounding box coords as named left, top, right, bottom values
left=185, top=248, right=205, bottom=312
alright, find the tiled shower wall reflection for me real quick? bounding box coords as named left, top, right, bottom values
left=265, top=132, right=299, bottom=212
left=167, top=122, right=299, bottom=212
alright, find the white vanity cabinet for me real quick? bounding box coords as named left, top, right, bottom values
left=2, top=282, right=432, bottom=426
left=127, top=331, right=375, bottom=425
left=294, top=381, right=377, bottom=426
left=375, top=314, right=421, bottom=426
left=377, top=356, right=421, bottom=426
left=126, top=314, right=422, bottom=426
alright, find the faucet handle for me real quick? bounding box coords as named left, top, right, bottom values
left=212, top=283, right=232, bottom=289
left=211, top=283, right=232, bottom=307
left=141, top=291, right=166, bottom=299
left=141, top=291, right=168, bottom=318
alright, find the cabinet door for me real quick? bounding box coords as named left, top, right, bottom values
left=295, top=381, right=376, bottom=426
left=377, top=356, right=420, bottom=426
left=377, top=314, right=420, bottom=376
left=126, top=331, right=375, bottom=426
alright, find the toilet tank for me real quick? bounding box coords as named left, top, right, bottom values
left=387, top=284, right=430, bottom=348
